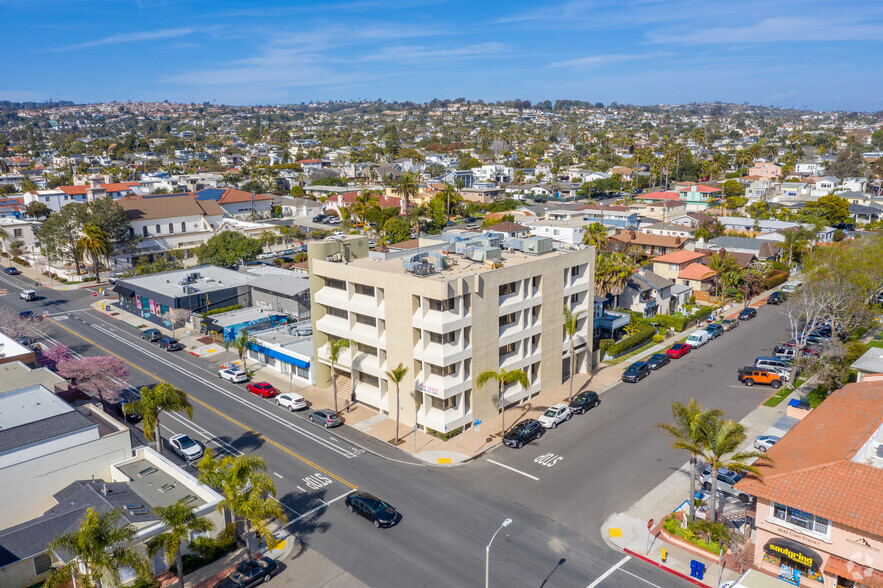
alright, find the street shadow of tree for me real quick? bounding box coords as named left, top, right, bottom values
left=214, top=430, right=265, bottom=453
left=276, top=488, right=333, bottom=560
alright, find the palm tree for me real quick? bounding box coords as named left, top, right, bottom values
left=352, top=190, right=379, bottom=232
left=594, top=252, right=637, bottom=307
left=75, top=224, right=112, bottom=283
left=656, top=399, right=723, bottom=523
left=327, top=337, right=352, bottom=414
left=476, top=368, right=530, bottom=437
left=386, top=363, right=409, bottom=443
left=148, top=502, right=215, bottom=588
left=409, top=203, right=430, bottom=237
left=198, top=449, right=285, bottom=560
left=231, top=329, right=256, bottom=373
left=581, top=222, right=607, bottom=254
left=395, top=171, right=419, bottom=211
left=782, top=227, right=811, bottom=267
left=441, top=183, right=457, bottom=220
left=708, top=252, right=740, bottom=297
left=125, top=382, right=193, bottom=455
left=563, top=305, right=586, bottom=402
left=44, top=507, right=150, bottom=588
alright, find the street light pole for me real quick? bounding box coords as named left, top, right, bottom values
left=485, top=518, right=512, bottom=588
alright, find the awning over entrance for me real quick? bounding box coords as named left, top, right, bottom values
left=113, top=284, right=135, bottom=298
left=824, top=555, right=883, bottom=588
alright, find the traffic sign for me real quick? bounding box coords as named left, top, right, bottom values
left=647, top=519, right=655, bottom=530
left=473, top=419, right=481, bottom=427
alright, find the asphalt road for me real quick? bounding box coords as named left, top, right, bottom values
left=0, top=272, right=793, bottom=587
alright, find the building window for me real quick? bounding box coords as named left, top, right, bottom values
left=428, top=297, right=454, bottom=312
left=429, top=331, right=455, bottom=345
left=354, top=284, right=375, bottom=296
left=499, top=342, right=516, bottom=357
left=431, top=396, right=456, bottom=410
left=326, top=277, right=346, bottom=290
left=772, top=503, right=830, bottom=536
left=33, top=552, right=52, bottom=575
left=499, top=282, right=516, bottom=296
left=359, top=373, right=379, bottom=387
left=326, top=306, right=347, bottom=319
left=169, top=223, right=174, bottom=233
left=181, top=221, right=186, bottom=232
left=142, top=226, right=149, bottom=237
left=429, top=363, right=455, bottom=376
left=13, top=228, right=22, bottom=238
left=571, top=265, right=581, bottom=277
left=155, top=224, right=161, bottom=234
left=355, top=313, right=376, bottom=327
left=499, top=313, right=517, bottom=327
left=532, top=276, right=541, bottom=290
left=295, top=365, right=309, bottom=378
left=357, top=342, right=377, bottom=356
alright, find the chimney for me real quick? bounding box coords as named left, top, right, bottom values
left=629, top=231, right=636, bottom=240
left=676, top=237, right=682, bottom=244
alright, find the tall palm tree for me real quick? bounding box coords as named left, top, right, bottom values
left=656, top=399, right=723, bottom=523
left=352, top=190, right=379, bottom=232
left=476, top=368, right=530, bottom=437
left=75, top=224, right=112, bottom=283
left=594, top=252, right=637, bottom=307
left=708, top=252, right=740, bottom=297
left=44, top=508, right=150, bottom=588
left=328, top=337, right=352, bottom=414
left=563, top=305, right=586, bottom=402
left=231, top=329, right=256, bottom=372
left=395, top=171, right=419, bottom=211
left=581, top=222, right=608, bottom=254
left=409, top=203, right=430, bottom=237
left=148, top=502, right=215, bottom=588
left=782, top=227, right=811, bottom=267
left=441, top=183, right=457, bottom=220
left=125, top=382, right=193, bottom=455
left=197, top=449, right=285, bottom=560
left=386, top=363, right=409, bottom=443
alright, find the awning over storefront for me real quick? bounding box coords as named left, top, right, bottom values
left=762, top=538, right=822, bottom=572
left=113, top=284, right=135, bottom=298
left=824, top=555, right=883, bottom=588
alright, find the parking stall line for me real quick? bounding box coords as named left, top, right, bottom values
left=486, top=459, right=539, bottom=481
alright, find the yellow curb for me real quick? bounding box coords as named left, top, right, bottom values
left=608, top=528, right=623, bottom=538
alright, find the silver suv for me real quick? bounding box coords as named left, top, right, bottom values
left=700, top=466, right=752, bottom=502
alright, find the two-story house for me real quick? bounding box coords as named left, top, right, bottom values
left=607, top=231, right=689, bottom=257
left=748, top=161, right=782, bottom=178
left=618, top=268, right=675, bottom=317
left=639, top=222, right=695, bottom=240
left=650, top=250, right=708, bottom=281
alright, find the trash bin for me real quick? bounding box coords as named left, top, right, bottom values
left=689, top=560, right=706, bottom=580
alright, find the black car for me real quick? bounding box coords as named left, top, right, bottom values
left=463, top=216, right=477, bottom=224
left=115, top=391, right=143, bottom=423
left=502, top=418, right=544, bottom=448
left=767, top=291, right=786, bottom=305
left=646, top=353, right=670, bottom=370
left=312, top=214, right=327, bottom=223
left=705, top=323, right=724, bottom=339
left=568, top=391, right=600, bottom=414
left=19, top=310, right=42, bottom=322
left=157, top=337, right=180, bottom=351
left=622, top=361, right=650, bottom=383
left=213, top=557, right=278, bottom=588
left=275, top=256, right=294, bottom=264
left=738, top=307, right=757, bottom=320
left=140, top=328, right=162, bottom=342
left=344, top=491, right=398, bottom=528
left=4, top=267, right=19, bottom=275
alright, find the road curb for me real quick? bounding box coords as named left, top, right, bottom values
left=623, top=547, right=712, bottom=588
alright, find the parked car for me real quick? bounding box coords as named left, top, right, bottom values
left=754, top=357, right=792, bottom=373
left=218, top=367, right=248, bottom=383
left=18, top=310, right=42, bottom=321
left=344, top=491, right=398, bottom=528
left=213, top=557, right=278, bottom=588
left=686, top=330, right=710, bottom=348
left=279, top=249, right=295, bottom=256
left=463, top=216, right=477, bottom=224
left=310, top=409, right=343, bottom=428
left=738, top=307, right=758, bottom=320
left=667, top=343, right=692, bottom=359
left=20, top=289, right=38, bottom=301
left=157, top=337, right=181, bottom=351
left=256, top=251, right=275, bottom=260
left=568, top=391, right=600, bottom=414
left=538, top=403, right=572, bottom=429
left=767, top=291, right=786, bottom=305
left=169, top=433, right=204, bottom=462
left=737, top=366, right=782, bottom=388
left=622, top=361, right=651, bottom=383
left=140, top=328, right=162, bottom=342
left=312, top=214, right=327, bottom=223
left=699, top=466, right=752, bottom=502
left=720, top=318, right=738, bottom=331
left=246, top=382, right=278, bottom=398
left=275, top=392, right=307, bottom=411
left=114, top=391, right=142, bottom=423
left=774, top=345, right=797, bottom=360
left=705, top=323, right=724, bottom=339
left=646, top=353, right=670, bottom=370
left=502, top=418, right=544, bottom=448
left=275, top=256, right=294, bottom=264
left=5, top=267, right=19, bottom=275
left=753, top=435, right=781, bottom=452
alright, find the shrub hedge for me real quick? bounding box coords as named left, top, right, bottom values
left=607, top=322, right=656, bottom=356
left=206, top=304, right=242, bottom=316
left=764, top=270, right=790, bottom=291
left=648, top=306, right=714, bottom=333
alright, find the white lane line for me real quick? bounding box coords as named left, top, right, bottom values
left=618, top=567, right=663, bottom=587
left=296, top=486, right=306, bottom=493
left=282, top=490, right=351, bottom=529
left=586, top=555, right=631, bottom=588
left=486, top=459, right=540, bottom=481
left=273, top=472, right=283, bottom=479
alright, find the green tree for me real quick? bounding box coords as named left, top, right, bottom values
left=196, top=231, right=262, bottom=267
left=231, top=329, right=256, bottom=373
left=75, top=224, right=112, bottom=282
left=386, top=363, right=409, bottom=444
left=708, top=252, right=741, bottom=296
left=44, top=508, right=150, bottom=588
left=656, top=399, right=723, bottom=523
left=147, top=502, right=215, bottom=588
left=328, top=338, right=352, bottom=414
left=563, top=306, right=586, bottom=402
left=594, top=252, right=637, bottom=307
left=782, top=226, right=812, bottom=267
left=85, top=198, right=135, bottom=252
left=871, top=129, right=883, bottom=151
left=125, top=382, right=193, bottom=455
left=721, top=179, right=745, bottom=198
left=395, top=171, right=419, bottom=209
left=25, top=201, right=52, bottom=219
left=475, top=368, right=530, bottom=437
left=21, top=176, right=38, bottom=192
left=38, top=202, right=88, bottom=275
left=801, top=194, right=850, bottom=226
left=382, top=216, right=411, bottom=244
left=581, top=222, right=607, bottom=253
left=351, top=190, right=379, bottom=231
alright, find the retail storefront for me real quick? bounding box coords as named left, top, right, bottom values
left=760, top=537, right=824, bottom=586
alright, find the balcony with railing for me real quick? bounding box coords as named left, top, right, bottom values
left=595, top=310, right=630, bottom=338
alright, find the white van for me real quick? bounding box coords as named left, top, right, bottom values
left=20, top=290, right=37, bottom=301
left=685, top=329, right=710, bottom=348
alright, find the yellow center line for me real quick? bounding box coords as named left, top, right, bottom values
left=49, top=318, right=357, bottom=489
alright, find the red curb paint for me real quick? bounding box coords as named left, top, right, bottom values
left=189, top=351, right=200, bottom=357
left=623, top=547, right=713, bottom=588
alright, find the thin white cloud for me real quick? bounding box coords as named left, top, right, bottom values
left=47, top=27, right=195, bottom=52
left=549, top=52, right=670, bottom=69
left=648, top=17, right=883, bottom=44
left=359, top=42, right=504, bottom=62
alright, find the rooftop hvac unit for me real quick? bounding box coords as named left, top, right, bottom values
left=468, top=246, right=502, bottom=263
left=523, top=237, right=553, bottom=254
left=410, top=262, right=435, bottom=276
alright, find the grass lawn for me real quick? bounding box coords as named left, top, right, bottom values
left=868, top=340, right=883, bottom=349
left=763, top=386, right=792, bottom=407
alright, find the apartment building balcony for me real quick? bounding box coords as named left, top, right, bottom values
left=315, top=314, right=352, bottom=340
left=348, top=293, right=384, bottom=317
left=596, top=310, right=630, bottom=338
left=499, top=320, right=541, bottom=347
left=420, top=406, right=471, bottom=435
left=315, top=286, right=349, bottom=308
left=316, top=342, right=353, bottom=370
left=413, top=309, right=472, bottom=334
left=414, top=340, right=471, bottom=367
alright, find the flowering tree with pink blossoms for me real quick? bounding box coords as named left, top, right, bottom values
left=41, top=344, right=71, bottom=370
left=56, top=355, right=130, bottom=407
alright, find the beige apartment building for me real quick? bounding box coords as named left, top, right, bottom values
left=308, top=234, right=594, bottom=436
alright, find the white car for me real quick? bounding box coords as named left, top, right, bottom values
left=256, top=252, right=275, bottom=260
left=169, top=434, right=204, bottom=462
left=538, top=403, right=572, bottom=429
left=275, top=392, right=308, bottom=411
left=753, top=435, right=781, bottom=452
left=219, top=367, right=248, bottom=383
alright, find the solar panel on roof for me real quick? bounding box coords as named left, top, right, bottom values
left=193, top=188, right=225, bottom=201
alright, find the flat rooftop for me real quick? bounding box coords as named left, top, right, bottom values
left=0, top=384, right=74, bottom=430
left=0, top=361, right=67, bottom=394
left=251, top=324, right=313, bottom=357
left=116, top=265, right=254, bottom=298
left=206, top=306, right=287, bottom=327
left=116, top=458, right=207, bottom=511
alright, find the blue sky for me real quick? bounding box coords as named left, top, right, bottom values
left=2, top=0, right=882, bottom=110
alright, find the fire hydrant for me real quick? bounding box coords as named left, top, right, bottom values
left=661, top=548, right=668, bottom=562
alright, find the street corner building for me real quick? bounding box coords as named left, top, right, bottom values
left=735, top=381, right=883, bottom=588
left=307, top=233, right=595, bottom=437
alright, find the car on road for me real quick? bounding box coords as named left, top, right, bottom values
left=18, top=310, right=42, bottom=322
left=169, top=433, right=204, bottom=462
left=246, top=382, right=278, bottom=398
left=345, top=491, right=398, bottom=528
left=309, top=409, right=343, bottom=428
left=140, top=328, right=162, bottom=342
left=213, top=557, right=278, bottom=588
left=705, top=323, right=724, bottom=339
left=699, top=466, right=752, bottom=502
left=737, top=366, right=782, bottom=388
left=753, top=435, right=781, bottom=452
left=157, top=337, right=181, bottom=351
left=20, top=289, right=38, bottom=301
left=622, top=361, right=650, bottom=383
left=218, top=367, right=248, bottom=383
left=767, top=291, right=786, bottom=305
left=5, top=267, right=19, bottom=275
left=538, top=403, right=572, bottom=429
left=685, top=329, right=710, bottom=348
left=114, top=391, right=142, bottom=423
left=568, top=391, right=600, bottom=414
left=502, top=418, right=544, bottom=448
left=279, top=248, right=295, bottom=256
left=256, top=251, right=275, bottom=260
left=312, top=214, right=327, bottom=223
left=720, top=318, right=738, bottom=331
left=667, top=343, right=691, bottom=359
left=738, top=307, right=758, bottom=320
left=275, top=256, right=294, bottom=264
left=463, top=216, right=477, bottom=224
left=646, top=353, right=670, bottom=370
left=275, top=392, right=307, bottom=411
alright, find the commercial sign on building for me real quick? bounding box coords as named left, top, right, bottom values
left=763, top=537, right=822, bottom=571
left=415, top=381, right=441, bottom=397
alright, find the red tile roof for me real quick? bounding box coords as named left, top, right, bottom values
left=330, top=191, right=402, bottom=208
left=59, top=182, right=139, bottom=195
left=678, top=184, right=720, bottom=193
left=652, top=250, right=706, bottom=264
left=640, top=191, right=680, bottom=200
left=215, top=189, right=273, bottom=204
left=678, top=262, right=716, bottom=281
left=736, top=381, right=883, bottom=536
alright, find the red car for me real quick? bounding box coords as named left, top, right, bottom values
left=667, top=343, right=692, bottom=359
left=247, top=382, right=278, bottom=398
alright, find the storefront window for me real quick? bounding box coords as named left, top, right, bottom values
left=772, top=503, right=830, bottom=538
